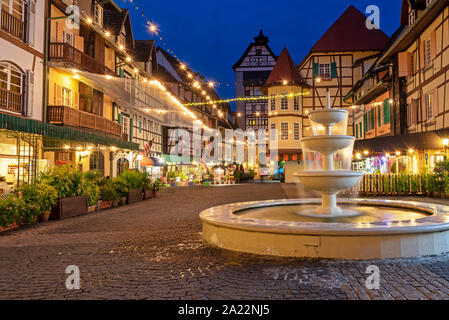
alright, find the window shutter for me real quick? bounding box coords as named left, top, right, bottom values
left=378, top=105, right=381, bottom=126
left=364, top=113, right=367, bottom=132
left=139, top=121, right=142, bottom=133
left=129, top=118, right=133, bottom=142
left=26, top=1, right=36, bottom=46
left=118, top=113, right=122, bottom=125
left=355, top=123, right=358, bottom=138
left=119, top=68, right=125, bottom=78
left=56, top=22, right=64, bottom=43
left=383, top=99, right=390, bottom=124
left=54, top=84, right=62, bottom=105
left=421, top=96, right=427, bottom=121
left=359, top=123, right=362, bottom=138
left=371, top=109, right=375, bottom=129
left=430, top=31, right=436, bottom=61
left=433, top=89, right=439, bottom=117
left=74, top=35, right=84, bottom=52
left=73, top=91, right=79, bottom=109
left=331, top=62, right=337, bottom=78
left=411, top=100, right=418, bottom=125
left=313, top=63, right=319, bottom=78
left=420, top=41, right=425, bottom=69
left=25, top=70, right=34, bottom=117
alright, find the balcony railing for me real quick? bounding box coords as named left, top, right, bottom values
left=49, top=43, right=112, bottom=75
left=1, top=10, right=25, bottom=41
left=0, top=88, right=23, bottom=114
left=47, top=105, right=122, bottom=137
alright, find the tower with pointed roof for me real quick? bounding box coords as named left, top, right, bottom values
left=263, top=47, right=309, bottom=182
left=297, top=5, right=389, bottom=139
left=233, top=30, right=277, bottom=131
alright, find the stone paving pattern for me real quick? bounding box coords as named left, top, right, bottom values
left=1, top=183, right=449, bottom=300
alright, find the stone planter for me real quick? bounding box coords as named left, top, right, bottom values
left=88, top=205, right=97, bottom=213
left=51, top=196, right=88, bottom=220
left=433, top=192, right=441, bottom=198
left=38, top=211, right=51, bottom=222
left=127, top=189, right=143, bottom=204
left=119, top=197, right=126, bottom=206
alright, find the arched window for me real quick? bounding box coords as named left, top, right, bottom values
left=0, top=62, right=24, bottom=113
left=0, top=62, right=24, bottom=93
left=117, top=158, right=129, bottom=176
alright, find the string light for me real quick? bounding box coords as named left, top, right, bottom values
left=183, top=91, right=310, bottom=107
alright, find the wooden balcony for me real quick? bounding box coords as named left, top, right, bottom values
left=0, top=88, right=23, bottom=114
left=47, top=105, right=122, bottom=137
left=1, top=10, right=25, bottom=41
left=49, top=43, right=112, bottom=75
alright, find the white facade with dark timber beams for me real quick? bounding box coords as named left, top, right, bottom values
left=233, top=30, right=277, bottom=131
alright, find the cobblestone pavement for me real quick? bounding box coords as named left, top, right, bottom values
left=1, top=183, right=449, bottom=300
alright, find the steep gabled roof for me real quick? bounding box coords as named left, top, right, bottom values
left=232, top=30, right=277, bottom=70
left=263, top=47, right=306, bottom=89
left=400, top=0, right=427, bottom=26
left=133, top=40, right=155, bottom=62
left=309, top=5, right=389, bottom=53
left=104, top=8, right=135, bottom=48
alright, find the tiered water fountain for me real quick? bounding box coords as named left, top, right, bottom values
left=200, top=98, right=449, bottom=260
left=295, top=103, right=363, bottom=217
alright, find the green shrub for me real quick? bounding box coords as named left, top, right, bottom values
left=40, top=166, right=84, bottom=199
left=0, top=194, right=20, bottom=228
left=153, top=178, right=164, bottom=192
left=100, top=184, right=120, bottom=202
left=81, top=178, right=100, bottom=207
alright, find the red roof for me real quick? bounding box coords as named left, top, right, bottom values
left=309, top=5, right=389, bottom=53
left=264, top=47, right=305, bottom=88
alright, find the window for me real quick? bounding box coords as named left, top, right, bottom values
left=409, top=10, right=416, bottom=26
left=270, top=94, right=276, bottom=111
left=270, top=123, right=276, bottom=141
left=294, top=123, right=300, bottom=140
left=255, top=48, right=262, bottom=56
left=122, top=115, right=129, bottom=135
left=94, top=4, right=103, bottom=26
left=281, top=94, right=288, bottom=110
left=62, top=87, right=72, bottom=106
left=281, top=122, right=288, bottom=140
left=1, top=0, right=24, bottom=21
left=0, top=62, right=24, bottom=94
left=425, top=93, right=433, bottom=119
left=424, top=38, right=432, bottom=67
left=63, top=31, right=74, bottom=46
left=319, top=63, right=331, bottom=79
left=89, top=151, right=105, bottom=175
left=294, top=96, right=300, bottom=110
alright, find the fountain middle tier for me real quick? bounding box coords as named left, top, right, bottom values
left=301, top=135, right=355, bottom=171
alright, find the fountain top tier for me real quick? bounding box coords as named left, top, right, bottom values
left=309, top=108, right=349, bottom=136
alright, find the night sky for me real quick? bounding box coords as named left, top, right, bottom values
left=119, top=0, right=402, bottom=110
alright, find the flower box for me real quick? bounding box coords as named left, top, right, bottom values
left=0, top=222, right=18, bottom=233
left=127, top=189, right=143, bottom=204
left=99, top=201, right=112, bottom=210
left=51, top=196, right=88, bottom=220
left=143, top=189, right=152, bottom=200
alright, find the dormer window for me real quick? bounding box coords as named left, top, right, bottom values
left=94, top=3, right=103, bottom=27
left=256, top=49, right=262, bottom=56
left=409, top=10, right=416, bottom=26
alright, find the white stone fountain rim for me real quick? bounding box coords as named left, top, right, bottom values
left=294, top=171, right=364, bottom=177
left=199, top=198, right=449, bottom=236
left=309, top=108, right=348, bottom=114
left=301, top=135, right=355, bottom=141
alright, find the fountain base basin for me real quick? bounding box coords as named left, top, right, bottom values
left=200, top=199, right=449, bottom=260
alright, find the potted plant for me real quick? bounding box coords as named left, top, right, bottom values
left=99, top=183, right=119, bottom=209
left=0, top=194, right=20, bottom=232
left=152, top=178, right=163, bottom=198
left=82, top=172, right=101, bottom=213
left=40, top=166, right=88, bottom=219
left=37, top=182, right=57, bottom=222
left=142, top=174, right=153, bottom=200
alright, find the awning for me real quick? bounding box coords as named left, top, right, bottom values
left=150, top=157, right=164, bottom=167
left=163, top=154, right=192, bottom=165
left=354, top=129, right=449, bottom=153
left=0, top=112, right=139, bottom=151
left=139, top=155, right=154, bottom=167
